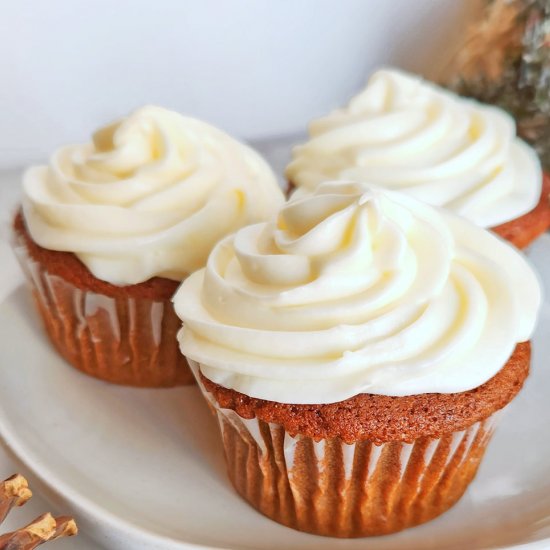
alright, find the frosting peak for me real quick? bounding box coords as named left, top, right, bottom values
left=174, top=181, right=541, bottom=404
left=22, top=106, right=284, bottom=285
left=286, top=69, right=542, bottom=228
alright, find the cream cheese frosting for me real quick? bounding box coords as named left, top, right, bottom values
left=174, top=181, right=541, bottom=403
left=22, top=105, right=284, bottom=285
left=286, top=69, right=542, bottom=228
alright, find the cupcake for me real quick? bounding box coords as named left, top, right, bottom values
left=286, top=69, right=550, bottom=249
left=13, top=105, right=284, bottom=387
left=173, top=181, right=541, bottom=537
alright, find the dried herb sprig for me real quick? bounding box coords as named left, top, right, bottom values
left=447, top=0, right=550, bottom=167
left=0, top=475, right=77, bottom=549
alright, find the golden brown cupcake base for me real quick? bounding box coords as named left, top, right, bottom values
left=196, top=343, right=529, bottom=537
left=201, top=341, right=530, bottom=444
left=288, top=174, right=550, bottom=250
left=493, top=172, right=550, bottom=248
left=217, top=407, right=499, bottom=537
left=13, top=212, right=194, bottom=387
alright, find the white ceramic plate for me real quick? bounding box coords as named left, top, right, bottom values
left=1, top=160, right=550, bottom=549
left=2, top=239, right=550, bottom=550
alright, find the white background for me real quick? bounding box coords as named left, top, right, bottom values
left=0, top=0, right=480, bottom=168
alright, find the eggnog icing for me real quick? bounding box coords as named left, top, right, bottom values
left=22, top=106, right=284, bottom=285
left=174, top=181, right=541, bottom=403
left=286, top=69, right=542, bottom=228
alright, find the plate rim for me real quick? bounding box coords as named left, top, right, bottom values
left=0, top=400, right=225, bottom=550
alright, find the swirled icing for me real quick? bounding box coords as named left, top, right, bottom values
left=286, top=69, right=541, bottom=228
left=174, top=180, right=541, bottom=403
left=23, top=106, right=284, bottom=284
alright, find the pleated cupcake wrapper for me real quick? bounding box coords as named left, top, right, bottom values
left=188, top=360, right=503, bottom=537
left=13, top=235, right=194, bottom=387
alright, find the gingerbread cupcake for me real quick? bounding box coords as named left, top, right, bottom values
left=173, top=181, right=541, bottom=537
left=286, top=69, right=550, bottom=249
left=13, top=105, right=284, bottom=387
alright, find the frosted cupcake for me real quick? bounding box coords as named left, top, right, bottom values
left=13, top=106, right=284, bottom=387
left=174, top=181, right=541, bottom=537
left=286, top=69, right=550, bottom=248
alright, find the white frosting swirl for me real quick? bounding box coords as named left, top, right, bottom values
left=286, top=69, right=542, bottom=228
left=174, top=181, right=541, bottom=404
left=22, top=106, right=284, bottom=285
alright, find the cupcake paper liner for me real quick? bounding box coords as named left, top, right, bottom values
left=13, top=234, right=194, bottom=387
left=190, top=360, right=503, bottom=538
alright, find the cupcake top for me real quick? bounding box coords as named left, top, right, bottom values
left=174, top=181, right=541, bottom=404
left=286, top=69, right=542, bottom=228
left=22, top=106, right=284, bottom=285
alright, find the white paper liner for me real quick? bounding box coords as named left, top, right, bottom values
left=189, top=359, right=505, bottom=537
left=12, top=232, right=193, bottom=386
